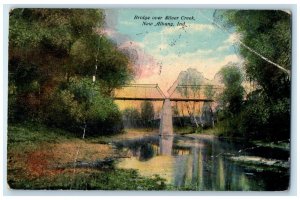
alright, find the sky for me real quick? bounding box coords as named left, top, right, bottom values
left=103, top=9, right=243, bottom=95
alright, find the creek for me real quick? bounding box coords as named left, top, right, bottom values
left=112, top=133, right=289, bottom=191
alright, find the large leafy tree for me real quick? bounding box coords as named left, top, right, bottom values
left=46, top=78, right=122, bottom=135
left=218, top=10, right=291, bottom=97
left=70, top=34, right=133, bottom=93
left=218, top=63, right=244, bottom=114
left=9, top=9, right=132, bottom=90
left=176, top=68, right=206, bottom=127
left=214, top=10, right=291, bottom=139
left=9, top=9, right=133, bottom=134
left=216, top=63, right=245, bottom=136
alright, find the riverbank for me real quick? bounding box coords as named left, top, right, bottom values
left=7, top=124, right=290, bottom=190
left=176, top=125, right=290, bottom=151
left=7, top=124, right=167, bottom=190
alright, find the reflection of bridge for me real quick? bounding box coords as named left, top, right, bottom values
left=113, top=84, right=222, bottom=136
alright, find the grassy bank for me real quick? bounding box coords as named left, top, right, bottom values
left=174, top=125, right=224, bottom=136
left=7, top=123, right=167, bottom=190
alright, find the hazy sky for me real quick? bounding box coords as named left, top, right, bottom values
left=104, top=9, right=243, bottom=94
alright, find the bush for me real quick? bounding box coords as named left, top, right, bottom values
left=122, top=108, right=142, bottom=128
left=8, top=169, right=167, bottom=190
left=45, top=77, right=123, bottom=135
left=239, top=91, right=290, bottom=140
left=140, top=101, right=155, bottom=127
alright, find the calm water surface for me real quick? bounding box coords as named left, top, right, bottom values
left=113, top=134, right=289, bottom=191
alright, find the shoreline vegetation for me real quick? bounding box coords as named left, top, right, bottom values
left=7, top=123, right=289, bottom=190
left=7, top=123, right=167, bottom=190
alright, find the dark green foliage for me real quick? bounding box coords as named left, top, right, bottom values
left=7, top=123, right=74, bottom=145
left=45, top=78, right=123, bottom=135
left=239, top=91, right=290, bottom=140
left=8, top=82, right=17, bottom=122
left=216, top=64, right=245, bottom=137
left=238, top=91, right=270, bottom=137
left=218, top=64, right=244, bottom=114
left=140, top=101, right=155, bottom=127
left=122, top=108, right=142, bottom=128
left=8, top=169, right=167, bottom=190
left=70, top=35, right=133, bottom=92
left=122, top=108, right=141, bottom=120
left=8, top=9, right=133, bottom=135
left=214, top=10, right=291, bottom=140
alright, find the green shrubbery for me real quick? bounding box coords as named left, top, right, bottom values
left=44, top=78, right=123, bottom=135
left=214, top=11, right=291, bottom=140
left=8, top=9, right=133, bottom=135
left=216, top=64, right=290, bottom=140
left=122, top=101, right=156, bottom=128
left=8, top=169, right=167, bottom=190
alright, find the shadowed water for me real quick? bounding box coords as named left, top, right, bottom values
left=114, top=134, right=290, bottom=191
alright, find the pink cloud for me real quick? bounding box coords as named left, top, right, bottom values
left=101, top=27, right=160, bottom=79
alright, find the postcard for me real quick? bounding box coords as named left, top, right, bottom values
left=7, top=8, right=291, bottom=191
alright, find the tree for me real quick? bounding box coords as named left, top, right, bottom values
left=177, top=68, right=203, bottom=98
left=46, top=78, right=122, bottom=135
left=176, top=68, right=206, bottom=127
left=9, top=9, right=102, bottom=122
left=216, top=63, right=244, bottom=136
left=204, top=85, right=216, bottom=101
left=214, top=10, right=291, bottom=139
left=122, top=108, right=141, bottom=128
left=70, top=34, right=133, bottom=93
left=218, top=63, right=244, bottom=114
left=8, top=9, right=133, bottom=135
left=140, top=101, right=155, bottom=127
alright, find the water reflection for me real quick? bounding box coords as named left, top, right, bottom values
left=139, top=144, right=155, bottom=161
left=159, top=135, right=173, bottom=155
left=115, top=134, right=289, bottom=191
